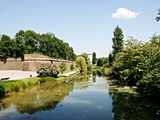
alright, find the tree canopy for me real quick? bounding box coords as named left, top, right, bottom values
left=79, top=53, right=91, bottom=71
left=96, top=57, right=108, bottom=66
left=0, top=30, right=76, bottom=61
left=108, top=26, right=160, bottom=98
left=111, top=34, right=160, bottom=98
left=75, top=56, right=88, bottom=74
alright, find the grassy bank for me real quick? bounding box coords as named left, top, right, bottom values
left=0, top=75, right=74, bottom=97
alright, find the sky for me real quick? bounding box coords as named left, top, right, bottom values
left=0, top=0, right=160, bottom=57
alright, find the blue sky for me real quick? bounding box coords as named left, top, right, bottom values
left=0, top=0, right=160, bottom=57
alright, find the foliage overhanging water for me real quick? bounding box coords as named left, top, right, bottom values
left=0, top=75, right=159, bottom=120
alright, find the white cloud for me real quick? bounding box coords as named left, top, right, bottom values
left=112, top=8, right=140, bottom=20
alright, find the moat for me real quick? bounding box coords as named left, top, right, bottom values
left=0, top=75, right=159, bottom=120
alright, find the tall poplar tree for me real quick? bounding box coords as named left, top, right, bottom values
left=112, top=26, right=124, bottom=56
left=92, top=52, right=96, bottom=64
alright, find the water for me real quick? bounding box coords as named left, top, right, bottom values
left=0, top=75, right=159, bottom=120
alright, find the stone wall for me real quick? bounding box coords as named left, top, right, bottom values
left=0, top=60, right=23, bottom=70
left=0, top=59, right=73, bottom=71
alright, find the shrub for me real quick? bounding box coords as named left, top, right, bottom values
left=70, top=63, right=75, bottom=71
left=59, top=62, right=67, bottom=74
left=37, top=64, right=59, bottom=78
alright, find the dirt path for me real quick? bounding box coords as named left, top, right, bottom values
left=0, top=70, right=78, bottom=81
left=0, top=70, right=37, bottom=80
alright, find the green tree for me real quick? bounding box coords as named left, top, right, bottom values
left=111, top=32, right=160, bottom=97
left=23, top=30, right=40, bottom=54
left=75, top=56, right=87, bottom=74
left=15, top=30, right=25, bottom=60
left=0, top=30, right=76, bottom=61
left=39, top=32, right=75, bottom=60
left=80, top=53, right=91, bottom=71
left=0, top=34, right=15, bottom=62
left=137, top=35, right=160, bottom=97
left=112, top=38, right=145, bottom=86
left=80, top=53, right=90, bottom=65
left=92, top=52, right=96, bottom=64
left=59, top=62, right=67, bottom=74
left=112, top=26, right=124, bottom=56
left=97, top=57, right=108, bottom=66
left=108, top=53, right=113, bottom=66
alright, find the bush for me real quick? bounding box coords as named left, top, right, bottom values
left=70, top=63, right=75, bottom=71
left=59, top=62, right=67, bottom=74
left=37, top=64, right=59, bottom=78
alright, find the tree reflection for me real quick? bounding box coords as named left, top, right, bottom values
left=0, top=74, right=90, bottom=114
left=109, top=90, right=160, bottom=120
left=0, top=81, right=72, bottom=114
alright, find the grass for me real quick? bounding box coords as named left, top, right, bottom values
left=0, top=70, right=79, bottom=98
left=1, top=77, right=73, bottom=114
left=0, top=76, right=63, bottom=97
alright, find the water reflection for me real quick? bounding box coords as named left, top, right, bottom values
left=0, top=75, right=89, bottom=114
left=0, top=75, right=159, bottom=120
left=92, top=74, right=96, bottom=83
left=110, top=91, right=160, bottom=120
left=0, top=83, right=70, bottom=114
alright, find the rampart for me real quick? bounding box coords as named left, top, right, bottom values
left=0, top=58, right=73, bottom=71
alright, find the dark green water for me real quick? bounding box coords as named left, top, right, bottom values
left=0, top=75, right=159, bottom=120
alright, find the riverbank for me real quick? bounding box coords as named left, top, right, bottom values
left=108, top=85, right=138, bottom=94
left=0, top=71, right=78, bottom=97
left=107, top=80, right=138, bottom=94
left=58, top=70, right=78, bottom=77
